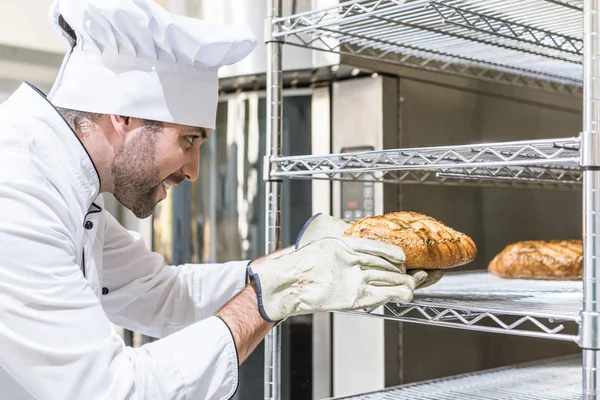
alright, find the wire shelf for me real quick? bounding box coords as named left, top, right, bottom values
left=270, top=137, right=582, bottom=188
left=273, top=0, right=583, bottom=94
left=340, top=272, right=582, bottom=342
left=329, top=355, right=581, bottom=399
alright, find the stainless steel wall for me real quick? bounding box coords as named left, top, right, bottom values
left=398, top=77, right=582, bottom=384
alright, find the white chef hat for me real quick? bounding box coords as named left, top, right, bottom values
left=47, top=0, right=257, bottom=129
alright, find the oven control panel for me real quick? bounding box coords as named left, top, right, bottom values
left=340, top=145, right=375, bottom=221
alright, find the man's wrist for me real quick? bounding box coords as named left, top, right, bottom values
left=248, top=246, right=295, bottom=267
left=216, top=284, right=274, bottom=364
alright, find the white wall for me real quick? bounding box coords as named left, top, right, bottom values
left=0, top=1, right=65, bottom=95
left=0, top=0, right=65, bottom=54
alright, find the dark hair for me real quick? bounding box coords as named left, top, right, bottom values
left=55, top=107, right=164, bottom=133
left=55, top=107, right=102, bottom=132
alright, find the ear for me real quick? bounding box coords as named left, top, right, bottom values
left=109, top=115, right=133, bottom=138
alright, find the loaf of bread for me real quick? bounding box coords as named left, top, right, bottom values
left=488, top=239, right=583, bottom=280
left=342, top=211, right=477, bottom=270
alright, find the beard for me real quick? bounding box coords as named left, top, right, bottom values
left=111, top=125, right=162, bottom=219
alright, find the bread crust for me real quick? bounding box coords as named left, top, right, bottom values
left=342, top=211, right=477, bottom=269
left=488, top=239, right=583, bottom=280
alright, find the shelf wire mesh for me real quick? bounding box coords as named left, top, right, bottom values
left=273, top=0, right=583, bottom=93
left=330, top=356, right=581, bottom=399
left=341, top=272, right=581, bottom=341
left=271, top=137, right=582, bottom=188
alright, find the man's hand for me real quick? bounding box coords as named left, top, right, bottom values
left=247, top=236, right=416, bottom=322
left=296, top=213, right=444, bottom=289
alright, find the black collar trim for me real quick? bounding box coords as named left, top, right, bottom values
left=87, top=202, right=103, bottom=215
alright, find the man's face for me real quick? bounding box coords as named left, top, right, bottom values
left=111, top=121, right=207, bottom=219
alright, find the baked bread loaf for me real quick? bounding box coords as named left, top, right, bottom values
left=488, top=239, right=582, bottom=280
left=342, top=211, right=477, bottom=270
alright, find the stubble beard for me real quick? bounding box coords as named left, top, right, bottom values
left=111, top=126, right=162, bottom=219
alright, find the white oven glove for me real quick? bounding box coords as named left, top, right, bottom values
left=296, top=213, right=444, bottom=289
left=247, top=236, right=416, bottom=323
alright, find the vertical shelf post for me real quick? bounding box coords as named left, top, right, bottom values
left=265, top=0, right=283, bottom=399
left=582, top=1, right=600, bottom=398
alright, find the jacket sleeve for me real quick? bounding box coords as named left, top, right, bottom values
left=100, top=210, right=249, bottom=338
left=0, top=161, right=239, bottom=400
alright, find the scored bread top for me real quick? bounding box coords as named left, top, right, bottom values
left=342, top=211, right=477, bottom=270
left=488, top=239, right=582, bottom=280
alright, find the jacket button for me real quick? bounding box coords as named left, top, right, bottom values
left=84, top=221, right=94, bottom=230
left=102, top=287, right=109, bottom=295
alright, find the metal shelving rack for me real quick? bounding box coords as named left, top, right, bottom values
left=272, top=0, right=583, bottom=95
left=263, top=0, right=598, bottom=398
left=271, top=137, right=583, bottom=189
left=333, top=355, right=582, bottom=399
left=345, top=272, right=582, bottom=342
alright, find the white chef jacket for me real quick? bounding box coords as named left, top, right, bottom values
left=0, top=82, right=249, bottom=400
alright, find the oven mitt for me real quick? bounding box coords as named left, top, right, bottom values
left=407, top=269, right=444, bottom=289
left=246, top=235, right=416, bottom=323
left=296, top=213, right=445, bottom=290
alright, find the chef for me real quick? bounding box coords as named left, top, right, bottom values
left=0, top=0, right=435, bottom=399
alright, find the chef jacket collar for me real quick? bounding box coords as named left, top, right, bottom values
left=13, top=82, right=101, bottom=212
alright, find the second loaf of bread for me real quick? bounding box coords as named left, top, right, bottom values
left=488, top=239, right=583, bottom=280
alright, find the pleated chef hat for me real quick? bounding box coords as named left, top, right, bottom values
left=47, top=0, right=257, bottom=129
